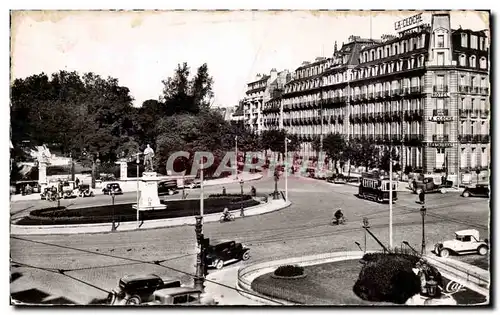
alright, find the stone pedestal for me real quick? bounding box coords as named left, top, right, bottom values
left=132, top=172, right=166, bottom=211
left=116, top=160, right=128, bottom=180
left=38, top=162, right=48, bottom=185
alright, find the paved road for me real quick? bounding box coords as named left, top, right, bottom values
left=10, top=174, right=489, bottom=304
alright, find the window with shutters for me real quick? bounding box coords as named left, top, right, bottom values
left=460, top=148, right=467, bottom=168
left=470, top=148, right=477, bottom=168
left=437, top=52, right=444, bottom=65
left=436, top=148, right=445, bottom=169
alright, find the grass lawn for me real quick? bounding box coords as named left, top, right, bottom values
left=252, top=259, right=383, bottom=305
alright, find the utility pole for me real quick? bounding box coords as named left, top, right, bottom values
left=136, top=152, right=140, bottom=227
left=285, top=137, right=290, bottom=201
left=235, top=135, right=238, bottom=180
left=389, top=125, right=393, bottom=250
left=194, top=158, right=205, bottom=291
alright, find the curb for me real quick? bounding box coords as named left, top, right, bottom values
left=10, top=198, right=291, bottom=236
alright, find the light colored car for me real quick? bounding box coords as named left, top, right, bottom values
left=147, top=287, right=217, bottom=305
left=434, top=229, right=489, bottom=258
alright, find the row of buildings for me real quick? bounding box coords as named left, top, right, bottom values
left=229, top=12, right=490, bottom=185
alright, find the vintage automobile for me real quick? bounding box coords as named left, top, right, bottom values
left=146, top=287, right=217, bottom=305
left=157, top=180, right=178, bottom=196
left=62, top=181, right=78, bottom=199
left=78, top=184, right=95, bottom=197
left=412, top=176, right=453, bottom=195
left=462, top=184, right=489, bottom=198
left=205, top=240, right=250, bottom=270
left=328, top=174, right=346, bottom=184
left=107, top=274, right=181, bottom=305
left=102, top=183, right=123, bottom=195
left=187, top=180, right=201, bottom=189
left=434, top=229, right=489, bottom=258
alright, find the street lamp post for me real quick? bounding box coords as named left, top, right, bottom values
left=285, top=137, right=291, bottom=201
left=475, top=168, right=481, bottom=185
left=273, top=170, right=279, bottom=199
left=194, top=158, right=205, bottom=291
left=136, top=153, right=140, bottom=226
left=363, top=217, right=370, bottom=253
left=420, top=205, right=427, bottom=255
left=111, top=191, right=116, bottom=231
left=235, top=136, right=238, bottom=180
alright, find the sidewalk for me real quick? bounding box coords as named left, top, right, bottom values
left=205, top=266, right=263, bottom=305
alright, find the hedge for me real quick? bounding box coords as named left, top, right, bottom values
left=18, top=195, right=260, bottom=226
left=353, top=253, right=443, bottom=304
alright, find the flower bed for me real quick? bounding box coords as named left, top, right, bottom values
left=271, top=265, right=306, bottom=280
left=16, top=195, right=259, bottom=226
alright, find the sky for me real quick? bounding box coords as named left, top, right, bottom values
left=10, top=10, right=489, bottom=108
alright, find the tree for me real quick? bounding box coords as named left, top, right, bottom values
left=160, top=62, right=214, bottom=115
left=322, top=133, right=346, bottom=174
left=342, top=140, right=361, bottom=179
left=379, top=147, right=400, bottom=173
left=311, top=135, right=321, bottom=160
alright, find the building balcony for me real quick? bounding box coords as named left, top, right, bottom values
left=375, top=91, right=382, bottom=99
left=471, top=86, right=480, bottom=94
left=458, top=134, right=471, bottom=143
left=392, top=89, right=401, bottom=96
left=410, top=86, right=422, bottom=94
left=480, top=110, right=489, bottom=118
left=432, top=86, right=448, bottom=93
left=470, top=110, right=479, bottom=118
left=480, top=87, right=489, bottom=95
left=458, top=85, right=470, bottom=93
left=383, top=90, right=390, bottom=97
left=368, top=92, right=374, bottom=99
left=459, top=109, right=468, bottom=118
left=432, top=134, right=449, bottom=142
left=404, top=134, right=423, bottom=144
left=432, top=109, right=449, bottom=116
left=481, top=135, right=490, bottom=143
left=402, top=87, right=410, bottom=95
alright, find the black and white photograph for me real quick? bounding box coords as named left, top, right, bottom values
left=9, top=8, right=491, bottom=306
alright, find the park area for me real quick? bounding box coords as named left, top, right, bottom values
left=251, top=258, right=488, bottom=305
left=15, top=194, right=260, bottom=226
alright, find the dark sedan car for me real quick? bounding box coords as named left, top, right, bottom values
left=158, top=180, right=178, bottom=196
left=102, top=183, right=123, bottom=195
left=462, top=184, right=489, bottom=198
left=205, top=240, right=250, bottom=270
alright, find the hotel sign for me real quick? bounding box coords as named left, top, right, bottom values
left=428, top=142, right=454, bottom=148
left=428, top=116, right=453, bottom=122
left=395, top=13, right=423, bottom=31
left=432, top=92, right=450, bottom=98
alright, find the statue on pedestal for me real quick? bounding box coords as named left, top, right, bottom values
left=143, top=144, right=155, bottom=172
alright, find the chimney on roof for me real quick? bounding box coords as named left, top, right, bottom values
left=334, top=41, right=338, bottom=53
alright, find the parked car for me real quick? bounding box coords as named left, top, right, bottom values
left=102, top=183, right=123, bottom=195
left=62, top=181, right=78, bottom=199
left=107, top=274, right=181, bottom=305
left=148, top=287, right=216, bottom=305
left=205, top=240, right=250, bottom=270
left=328, top=174, right=346, bottom=184
left=158, top=180, right=178, bottom=196
left=187, top=180, right=201, bottom=189
left=78, top=184, right=94, bottom=198
left=434, top=229, right=489, bottom=258
left=462, top=184, right=489, bottom=198
left=412, top=176, right=453, bottom=194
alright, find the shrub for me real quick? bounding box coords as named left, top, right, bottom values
left=274, top=265, right=304, bottom=278
left=353, top=253, right=443, bottom=304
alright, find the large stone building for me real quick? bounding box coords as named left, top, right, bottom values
left=242, top=69, right=291, bottom=133
left=252, top=12, right=490, bottom=184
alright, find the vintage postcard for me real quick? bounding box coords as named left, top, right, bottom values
left=10, top=9, right=490, bottom=306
